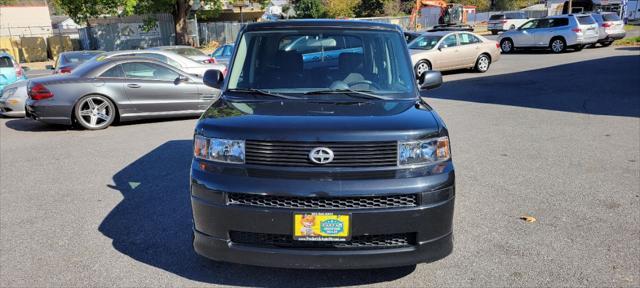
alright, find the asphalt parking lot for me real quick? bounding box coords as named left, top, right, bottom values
left=1, top=45, right=639, bottom=287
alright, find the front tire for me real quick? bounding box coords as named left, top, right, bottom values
left=601, top=41, right=613, bottom=47
left=74, top=95, right=116, bottom=130
left=549, top=38, right=566, bottom=53
left=574, top=44, right=584, bottom=51
left=474, top=54, right=491, bottom=73
left=500, top=38, right=514, bottom=53
left=491, top=31, right=498, bottom=35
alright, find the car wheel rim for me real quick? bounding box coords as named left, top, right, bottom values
left=501, top=41, right=511, bottom=52
left=416, top=62, right=430, bottom=76
left=478, top=57, right=489, bottom=71
left=78, top=97, right=112, bottom=128
left=552, top=40, right=564, bottom=52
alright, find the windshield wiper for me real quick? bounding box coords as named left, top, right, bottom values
left=304, top=89, right=394, bottom=100
left=226, top=88, right=300, bottom=100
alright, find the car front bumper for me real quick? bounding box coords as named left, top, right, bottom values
left=0, top=99, right=25, bottom=117
left=190, top=160, right=455, bottom=269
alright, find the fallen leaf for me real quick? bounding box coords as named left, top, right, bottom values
left=520, top=216, right=536, bottom=223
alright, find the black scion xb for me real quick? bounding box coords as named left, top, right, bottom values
left=190, top=20, right=454, bottom=269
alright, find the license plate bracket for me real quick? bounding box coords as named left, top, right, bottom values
left=293, top=212, right=351, bottom=241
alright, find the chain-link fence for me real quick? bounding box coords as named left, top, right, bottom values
left=198, top=21, right=252, bottom=46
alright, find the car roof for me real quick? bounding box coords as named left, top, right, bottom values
left=103, top=49, right=177, bottom=56
left=420, top=31, right=457, bottom=36
left=59, top=50, right=104, bottom=56
left=244, top=20, right=402, bottom=32
left=149, top=45, right=196, bottom=50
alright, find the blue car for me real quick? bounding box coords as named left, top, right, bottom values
left=0, top=52, right=27, bottom=93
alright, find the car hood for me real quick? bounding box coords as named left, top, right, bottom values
left=195, top=98, right=444, bottom=142
left=498, top=30, right=520, bottom=39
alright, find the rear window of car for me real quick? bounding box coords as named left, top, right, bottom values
left=489, top=14, right=505, bottom=20
left=602, top=13, right=621, bottom=21
left=577, top=16, right=596, bottom=25
left=550, top=18, right=569, bottom=27
left=61, top=53, right=100, bottom=65
left=505, top=13, right=526, bottom=19
left=0, top=56, right=14, bottom=68
left=169, top=48, right=206, bottom=57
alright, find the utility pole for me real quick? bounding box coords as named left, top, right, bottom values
left=568, top=0, right=573, bottom=14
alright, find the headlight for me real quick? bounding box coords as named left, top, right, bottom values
left=194, top=135, right=245, bottom=164
left=398, top=136, right=450, bottom=166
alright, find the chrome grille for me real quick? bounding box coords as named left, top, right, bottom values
left=230, top=231, right=415, bottom=249
left=245, top=140, right=398, bottom=167
left=227, top=193, right=418, bottom=209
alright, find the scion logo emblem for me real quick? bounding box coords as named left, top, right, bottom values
left=309, top=147, right=334, bottom=164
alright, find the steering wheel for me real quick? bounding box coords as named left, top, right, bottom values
left=347, top=80, right=381, bottom=90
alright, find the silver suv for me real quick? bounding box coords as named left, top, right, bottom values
left=590, top=12, right=626, bottom=47
left=498, top=14, right=599, bottom=53
left=488, top=12, right=529, bottom=35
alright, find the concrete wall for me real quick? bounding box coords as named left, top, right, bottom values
left=0, top=6, right=53, bottom=37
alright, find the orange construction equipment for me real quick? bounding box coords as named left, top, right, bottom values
left=409, top=0, right=474, bottom=31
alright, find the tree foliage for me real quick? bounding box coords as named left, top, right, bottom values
left=355, top=0, right=388, bottom=17
left=52, top=0, right=225, bottom=45
left=294, top=0, right=327, bottom=18
left=326, top=0, right=360, bottom=18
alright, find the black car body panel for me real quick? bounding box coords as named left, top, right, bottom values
left=190, top=20, right=455, bottom=269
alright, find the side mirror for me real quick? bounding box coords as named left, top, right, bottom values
left=45, top=65, right=54, bottom=70
left=419, top=71, right=442, bottom=90
left=203, top=69, right=224, bottom=89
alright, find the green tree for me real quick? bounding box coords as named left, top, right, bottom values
left=355, top=0, right=388, bottom=17
left=52, top=0, right=223, bottom=45
left=294, top=0, right=327, bottom=18
left=325, top=0, right=360, bottom=18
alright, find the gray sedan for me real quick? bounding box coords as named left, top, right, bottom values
left=26, top=57, right=220, bottom=130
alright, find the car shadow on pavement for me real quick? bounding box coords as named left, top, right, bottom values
left=428, top=55, right=640, bottom=118
left=99, top=140, right=415, bottom=287
left=3, top=118, right=74, bottom=132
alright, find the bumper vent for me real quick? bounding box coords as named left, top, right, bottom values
left=230, top=231, right=416, bottom=249
left=228, top=193, right=418, bottom=209
left=245, top=140, right=398, bottom=167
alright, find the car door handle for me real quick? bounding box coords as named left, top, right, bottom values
left=127, top=84, right=141, bottom=88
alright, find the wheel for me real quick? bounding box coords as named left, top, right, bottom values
left=414, top=60, right=431, bottom=79
left=574, top=44, right=584, bottom=51
left=74, top=95, right=116, bottom=130
left=491, top=31, right=498, bottom=35
left=500, top=38, right=514, bottom=53
left=601, top=41, right=612, bottom=47
left=549, top=38, right=566, bottom=53
left=474, top=54, right=491, bottom=73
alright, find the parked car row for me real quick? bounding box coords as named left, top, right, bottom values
left=496, top=12, right=625, bottom=53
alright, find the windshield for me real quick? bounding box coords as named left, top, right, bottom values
left=227, top=29, right=415, bottom=99
left=602, top=13, right=621, bottom=21
left=169, top=47, right=206, bottom=57
left=408, top=35, right=442, bottom=50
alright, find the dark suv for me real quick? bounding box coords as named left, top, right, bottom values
left=190, top=20, right=455, bottom=269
